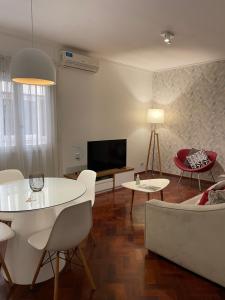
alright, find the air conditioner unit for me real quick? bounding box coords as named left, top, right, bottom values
left=61, top=51, right=99, bottom=73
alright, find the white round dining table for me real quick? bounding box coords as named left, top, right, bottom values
left=0, top=177, right=86, bottom=285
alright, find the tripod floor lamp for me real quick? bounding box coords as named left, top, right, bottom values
left=145, top=109, right=164, bottom=175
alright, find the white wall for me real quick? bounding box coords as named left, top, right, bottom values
left=0, top=31, right=153, bottom=174
left=57, top=60, right=152, bottom=174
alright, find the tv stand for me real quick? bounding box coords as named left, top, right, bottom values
left=64, top=167, right=134, bottom=193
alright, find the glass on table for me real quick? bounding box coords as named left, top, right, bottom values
left=29, top=174, right=45, bottom=192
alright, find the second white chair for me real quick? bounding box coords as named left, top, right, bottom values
left=28, top=200, right=96, bottom=300
left=0, top=169, right=24, bottom=185
left=55, top=170, right=96, bottom=217
left=76, top=170, right=96, bottom=206
left=0, top=169, right=24, bottom=222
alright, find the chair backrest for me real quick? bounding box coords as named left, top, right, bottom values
left=46, top=200, right=92, bottom=251
left=0, top=169, right=24, bottom=184
left=0, top=169, right=24, bottom=222
left=206, top=151, right=217, bottom=162
left=177, top=149, right=190, bottom=162
left=177, top=149, right=217, bottom=163
left=77, top=170, right=96, bottom=206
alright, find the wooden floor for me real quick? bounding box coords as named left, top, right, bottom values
left=1, top=173, right=225, bottom=300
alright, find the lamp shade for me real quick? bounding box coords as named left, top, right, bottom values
left=10, top=48, right=56, bottom=86
left=147, top=109, right=164, bottom=124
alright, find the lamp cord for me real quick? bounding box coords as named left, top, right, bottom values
left=31, top=0, right=34, bottom=47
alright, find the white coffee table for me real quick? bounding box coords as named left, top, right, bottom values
left=122, top=178, right=170, bottom=214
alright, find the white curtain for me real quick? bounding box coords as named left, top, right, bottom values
left=0, top=55, right=58, bottom=177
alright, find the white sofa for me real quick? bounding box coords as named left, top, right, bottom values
left=145, top=193, right=225, bottom=287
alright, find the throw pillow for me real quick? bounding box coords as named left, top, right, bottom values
left=186, top=149, right=210, bottom=169
left=198, top=180, right=225, bottom=205
left=184, top=148, right=198, bottom=167
left=198, top=190, right=210, bottom=205
left=207, top=190, right=225, bottom=205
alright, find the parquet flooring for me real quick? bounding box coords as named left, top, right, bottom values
left=1, top=173, right=225, bottom=300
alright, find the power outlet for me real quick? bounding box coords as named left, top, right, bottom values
left=72, top=145, right=82, bottom=161
left=74, top=152, right=80, bottom=160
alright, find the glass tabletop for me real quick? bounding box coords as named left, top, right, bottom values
left=0, top=177, right=86, bottom=212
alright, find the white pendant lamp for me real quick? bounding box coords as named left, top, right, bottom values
left=10, top=0, right=56, bottom=86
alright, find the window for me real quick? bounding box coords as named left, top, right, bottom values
left=0, top=81, right=49, bottom=147
left=0, top=55, right=57, bottom=176
left=22, top=85, right=48, bottom=146
left=0, top=80, right=15, bottom=147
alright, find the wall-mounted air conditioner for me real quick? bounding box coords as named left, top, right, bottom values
left=61, top=51, right=99, bottom=73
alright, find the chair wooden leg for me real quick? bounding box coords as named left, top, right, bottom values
left=78, top=245, right=96, bottom=290
left=89, top=230, right=96, bottom=247
left=0, top=253, right=13, bottom=285
left=54, top=251, right=60, bottom=300
left=31, top=250, right=46, bottom=289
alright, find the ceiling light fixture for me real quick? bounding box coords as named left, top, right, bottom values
left=10, top=0, right=56, bottom=86
left=160, top=31, right=174, bottom=45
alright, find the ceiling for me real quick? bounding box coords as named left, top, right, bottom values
left=1, top=0, right=225, bottom=71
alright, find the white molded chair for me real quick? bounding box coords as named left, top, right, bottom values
left=76, top=170, right=96, bottom=206
left=0, top=169, right=24, bottom=222
left=28, top=201, right=96, bottom=300
left=0, top=222, right=15, bottom=285
left=0, top=169, right=24, bottom=184
left=55, top=170, right=96, bottom=217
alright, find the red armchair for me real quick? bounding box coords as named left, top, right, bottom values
left=174, top=149, right=217, bottom=191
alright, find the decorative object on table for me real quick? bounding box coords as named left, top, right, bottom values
left=10, top=0, right=56, bottom=86
left=145, top=108, right=164, bottom=175
left=29, top=174, right=44, bottom=192
left=174, top=148, right=217, bottom=191
left=135, top=174, right=140, bottom=185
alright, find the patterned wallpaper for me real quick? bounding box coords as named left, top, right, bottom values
left=152, top=60, right=225, bottom=180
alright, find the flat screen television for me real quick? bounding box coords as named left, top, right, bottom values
left=87, top=139, right=127, bottom=172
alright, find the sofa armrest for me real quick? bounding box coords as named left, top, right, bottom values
left=217, top=174, right=225, bottom=182
left=145, top=199, right=225, bottom=287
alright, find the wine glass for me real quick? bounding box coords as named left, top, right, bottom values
left=29, top=174, right=44, bottom=192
